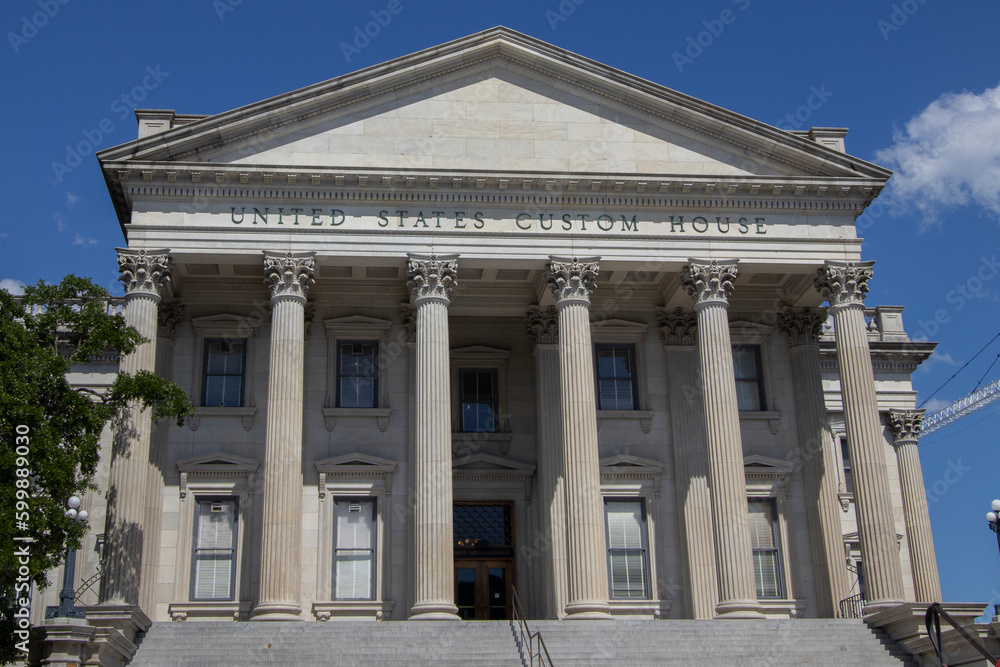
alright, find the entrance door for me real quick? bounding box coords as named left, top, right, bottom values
left=455, top=560, right=512, bottom=620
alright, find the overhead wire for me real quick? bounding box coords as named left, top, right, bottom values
left=918, top=330, right=1000, bottom=409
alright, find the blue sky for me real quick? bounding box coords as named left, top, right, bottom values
left=2, top=1, right=999, bottom=612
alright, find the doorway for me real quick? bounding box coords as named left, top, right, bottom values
left=455, top=560, right=512, bottom=620
left=453, top=503, right=514, bottom=620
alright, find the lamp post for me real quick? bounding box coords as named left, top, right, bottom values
left=988, top=499, right=1000, bottom=560
left=45, top=496, right=88, bottom=619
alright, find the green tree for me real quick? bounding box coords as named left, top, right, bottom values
left=1, top=276, right=192, bottom=664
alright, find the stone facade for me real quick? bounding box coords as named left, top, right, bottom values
left=32, top=29, right=946, bottom=659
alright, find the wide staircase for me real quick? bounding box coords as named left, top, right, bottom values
left=128, top=618, right=912, bottom=666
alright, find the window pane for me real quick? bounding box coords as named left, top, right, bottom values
left=335, top=551, right=373, bottom=600
left=596, top=346, right=636, bottom=410
left=337, top=343, right=377, bottom=408
left=735, top=380, right=761, bottom=411
left=606, top=501, right=643, bottom=549
left=460, top=370, right=497, bottom=433
left=334, top=500, right=375, bottom=600
left=841, top=439, right=854, bottom=493
left=609, top=551, right=646, bottom=598
left=203, top=339, right=245, bottom=407
left=732, top=346, right=763, bottom=411
left=605, top=500, right=648, bottom=599
left=748, top=499, right=783, bottom=599
left=193, top=499, right=236, bottom=600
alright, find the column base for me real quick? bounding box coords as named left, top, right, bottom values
left=715, top=600, right=766, bottom=619
left=564, top=600, right=612, bottom=619
left=861, top=598, right=906, bottom=618
left=408, top=601, right=460, bottom=620
left=251, top=602, right=303, bottom=621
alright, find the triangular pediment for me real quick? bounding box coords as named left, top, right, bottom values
left=453, top=452, right=534, bottom=475
left=600, top=454, right=663, bottom=473
left=100, top=28, right=889, bottom=186
left=743, top=455, right=794, bottom=475
left=315, top=452, right=398, bottom=473
left=177, top=452, right=260, bottom=473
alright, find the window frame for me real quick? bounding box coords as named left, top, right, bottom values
left=732, top=344, right=766, bottom=412
left=594, top=343, right=640, bottom=411
left=458, top=367, right=500, bottom=433
left=190, top=496, right=240, bottom=602
left=332, top=497, right=378, bottom=601
left=449, top=346, right=511, bottom=437
left=323, top=316, right=394, bottom=432
left=190, top=314, right=261, bottom=430
left=201, top=338, right=248, bottom=408
left=747, top=497, right=785, bottom=600
left=743, top=455, right=796, bottom=607
left=335, top=340, right=379, bottom=409
left=603, top=497, right=651, bottom=600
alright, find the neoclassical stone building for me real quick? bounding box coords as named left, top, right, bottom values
left=34, top=27, right=944, bottom=649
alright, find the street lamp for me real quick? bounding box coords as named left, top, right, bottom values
left=988, top=499, right=1000, bottom=555
left=45, top=496, right=88, bottom=619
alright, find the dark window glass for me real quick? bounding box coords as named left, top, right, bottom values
left=748, top=498, right=784, bottom=599
left=460, top=369, right=497, bottom=432
left=604, top=499, right=650, bottom=599
left=841, top=438, right=854, bottom=494
left=337, top=341, right=378, bottom=408
left=333, top=498, right=376, bottom=601
left=191, top=498, right=238, bottom=601
left=202, top=339, right=246, bottom=407
left=596, top=344, right=638, bottom=410
left=732, top=345, right=765, bottom=411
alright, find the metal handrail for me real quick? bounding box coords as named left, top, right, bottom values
left=925, top=602, right=999, bottom=666
left=511, top=587, right=553, bottom=667
left=839, top=593, right=865, bottom=619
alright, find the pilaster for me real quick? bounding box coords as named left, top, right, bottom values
left=545, top=256, right=611, bottom=618
left=99, top=249, right=171, bottom=609
left=777, top=307, right=851, bottom=617
left=815, top=260, right=905, bottom=614
left=887, top=409, right=941, bottom=603
left=253, top=251, right=315, bottom=620
left=681, top=259, right=763, bottom=619
left=407, top=254, right=461, bottom=620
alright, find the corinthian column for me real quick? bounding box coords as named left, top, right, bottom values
left=776, top=308, right=851, bottom=617
left=815, top=261, right=904, bottom=614
left=887, top=409, right=941, bottom=603
left=253, top=251, right=314, bottom=621
left=545, top=257, right=611, bottom=619
left=657, top=307, right=718, bottom=618
left=526, top=306, right=567, bottom=619
left=407, top=254, right=460, bottom=620
left=100, top=249, right=171, bottom=609
left=681, top=259, right=763, bottom=619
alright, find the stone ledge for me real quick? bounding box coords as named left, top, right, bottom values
left=322, top=407, right=391, bottom=432
left=168, top=601, right=253, bottom=622
left=312, top=600, right=395, bottom=621
left=866, top=601, right=1000, bottom=666
left=598, top=410, right=654, bottom=434
left=608, top=599, right=671, bottom=619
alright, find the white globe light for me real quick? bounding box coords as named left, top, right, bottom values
left=65, top=508, right=77, bottom=519
left=992, top=499, right=1000, bottom=513
left=77, top=510, right=88, bottom=522
left=67, top=496, right=81, bottom=509
left=989, top=511, right=999, bottom=523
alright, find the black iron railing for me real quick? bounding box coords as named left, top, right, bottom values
left=511, top=587, right=553, bottom=667
left=925, top=602, right=998, bottom=666
left=839, top=593, right=865, bottom=619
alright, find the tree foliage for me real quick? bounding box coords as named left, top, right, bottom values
left=0, top=276, right=192, bottom=663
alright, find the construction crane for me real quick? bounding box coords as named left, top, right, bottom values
left=919, top=377, right=1000, bottom=437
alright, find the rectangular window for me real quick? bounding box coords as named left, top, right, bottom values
left=840, top=438, right=854, bottom=494
left=191, top=498, right=238, bottom=601
left=732, top=345, right=765, bottom=411
left=337, top=341, right=378, bottom=408
left=202, top=339, right=246, bottom=407
left=333, top=498, right=376, bottom=601
left=596, top=344, right=638, bottom=410
left=604, top=499, right=650, bottom=599
left=460, top=369, right=497, bottom=433
left=748, top=498, right=784, bottom=599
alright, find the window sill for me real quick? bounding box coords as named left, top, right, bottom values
left=757, top=598, right=807, bottom=619
left=607, top=599, right=670, bottom=619
left=312, top=600, right=394, bottom=621
left=322, top=407, right=391, bottom=433
left=452, top=431, right=514, bottom=456
left=169, top=601, right=252, bottom=622
left=738, top=410, right=781, bottom=434
left=188, top=406, right=256, bottom=432
left=598, top=410, right=654, bottom=434
left=838, top=492, right=854, bottom=511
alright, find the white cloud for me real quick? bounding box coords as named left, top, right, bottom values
left=0, top=278, right=26, bottom=295
left=875, top=82, right=1000, bottom=226
left=66, top=192, right=80, bottom=207
left=73, top=234, right=99, bottom=247
left=919, top=397, right=952, bottom=413
left=919, top=349, right=961, bottom=373
left=54, top=212, right=66, bottom=233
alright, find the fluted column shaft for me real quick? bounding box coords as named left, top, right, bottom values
left=682, top=260, right=763, bottom=618
left=408, top=254, right=460, bottom=620
left=100, top=249, right=171, bottom=608
left=546, top=257, right=611, bottom=618
left=527, top=307, right=568, bottom=619
left=888, top=410, right=941, bottom=602
left=816, top=261, right=905, bottom=613
left=778, top=309, right=851, bottom=617
left=658, top=308, right=718, bottom=618
left=254, top=252, right=314, bottom=620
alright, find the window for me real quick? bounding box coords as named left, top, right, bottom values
left=460, top=369, right=498, bottom=432
left=337, top=341, right=378, bottom=408
left=748, top=498, right=784, bottom=599
left=333, top=498, right=376, bottom=601
left=202, top=339, right=246, bottom=407
left=840, top=438, right=854, bottom=494
left=596, top=344, right=638, bottom=410
left=732, top=345, right=765, bottom=411
left=191, top=498, right=238, bottom=601
left=604, top=499, right=650, bottom=599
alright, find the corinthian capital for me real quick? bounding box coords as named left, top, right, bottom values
left=406, top=253, right=458, bottom=304
left=681, top=259, right=738, bottom=307
left=545, top=256, right=599, bottom=304
left=656, top=307, right=697, bottom=346
left=116, top=248, right=172, bottom=297
left=526, top=306, right=559, bottom=345
left=815, top=260, right=874, bottom=311
left=776, top=308, right=827, bottom=348
left=887, top=409, right=924, bottom=444
left=263, top=251, right=316, bottom=301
